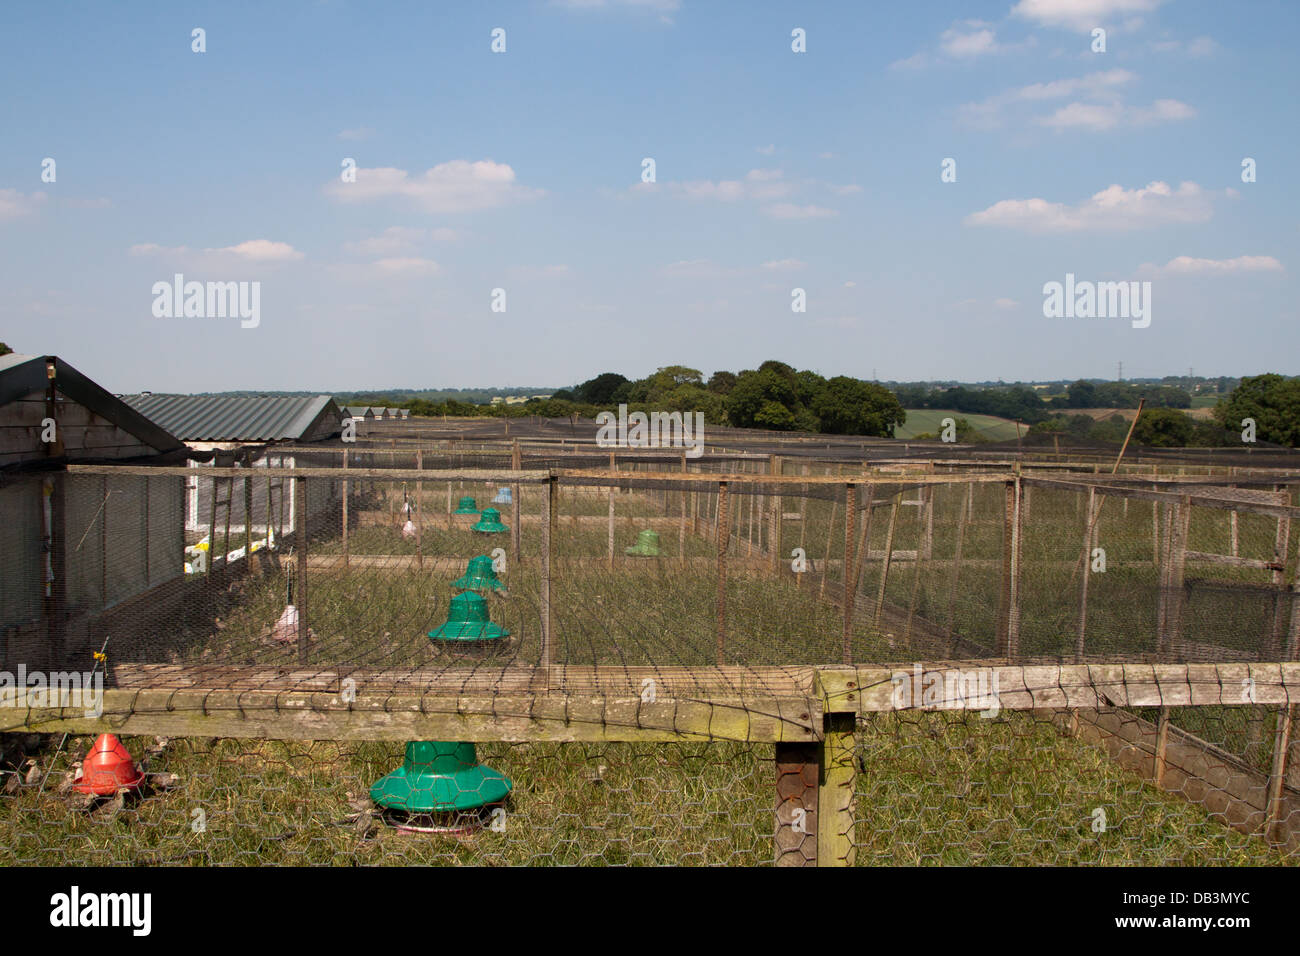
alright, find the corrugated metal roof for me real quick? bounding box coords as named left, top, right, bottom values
left=346, top=406, right=372, bottom=418
left=121, top=393, right=341, bottom=442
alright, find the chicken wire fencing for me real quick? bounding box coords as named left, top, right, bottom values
left=1, top=455, right=1298, bottom=864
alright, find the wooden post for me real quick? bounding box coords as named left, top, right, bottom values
left=1155, top=706, right=1171, bottom=788
left=769, top=455, right=782, bottom=575
left=1268, top=489, right=1291, bottom=660
left=774, top=742, right=818, bottom=866
left=945, top=486, right=969, bottom=652
left=1075, top=486, right=1096, bottom=662
left=294, top=475, right=309, bottom=666
left=205, top=470, right=218, bottom=579
left=415, top=450, right=423, bottom=568
left=243, top=469, right=253, bottom=564
left=873, top=496, right=900, bottom=628
left=820, top=499, right=838, bottom=601
left=511, top=441, right=522, bottom=563
left=1266, top=704, right=1295, bottom=845
left=541, top=473, right=556, bottom=668
left=998, top=475, right=1023, bottom=657
left=680, top=451, right=688, bottom=562
left=922, top=484, right=934, bottom=560
left=715, top=480, right=730, bottom=666
left=606, top=452, right=616, bottom=568
left=842, top=484, right=857, bottom=664
left=341, top=450, right=349, bottom=568
left=817, top=711, right=857, bottom=867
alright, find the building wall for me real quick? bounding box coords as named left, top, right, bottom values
left=0, top=475, right=44, bottom=629
left=0, top=388, right=158, bottom=467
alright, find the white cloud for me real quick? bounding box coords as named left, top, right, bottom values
left=966, top=181, right=1217, bottom=233
left=763, top=203, right=837, bottom=220
left=510, top=264, right=572, bottom=279
left=893, top=19, right=1035, bottom=69
left=343, top=226, right=456, bottom=256
left=957, top=68, right=1192, bottom=131
left=218, top=239, right=304, bottom=261
left=940, top=20, right=1000, bottom=57
left=0, top=189, right=47, bottom=219
left=761, top=258, right=806, bottom=271
left=994, top=297, right=1020, bottom=308
left=1140, top=255, right=1284, bottom=276
left=661, top=259, right=741, bottom=279
left=325, top=159, right=544, bottom=214
left=129, top=239, right=305, bottom=262
left=756, top=144, right=776, bottom=155
left=1037, top=97, right=1193, bottom=129
left=1011, top=0, right=1164, bottom=32
left=828, top=183, right=863, bottom=196
left=371, top=257, right=440, bottom=276
left=843, top=280, right=856, bottom=287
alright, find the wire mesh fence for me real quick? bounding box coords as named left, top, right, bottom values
left=2, top=447, right=1298, bottom=864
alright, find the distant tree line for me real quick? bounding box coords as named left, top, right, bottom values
left=397, top=362, right=906, bottom=437
left=893, top=380, right=1193, bottom=425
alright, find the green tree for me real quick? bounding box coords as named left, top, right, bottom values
left=810, top=377, right=906, bottom=437
left=1214, top=373, right=1300, bottom=446
left=1131, top=407, right=1194, bottom=447
left=754, top=400, right=797, bottom=430
left=573, top=372, right=629, bottom=405
left=706, top=370, right=737, bottom=395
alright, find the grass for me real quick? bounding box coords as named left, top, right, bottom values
left=895, top=409, right=1024, bottom=442
left=2, top=712, right=1289, bottom=865
left=8, top=476, right=1295, bottom=865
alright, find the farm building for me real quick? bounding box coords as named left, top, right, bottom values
left=121, top=393, right=344, bottom=538
left=346, top=406, right=373, bottom=422
left=0, top=354, right=188, bottom=670
left=369, top=406, right=389, bottom=420
left=121, top=393, right=343, bottom=453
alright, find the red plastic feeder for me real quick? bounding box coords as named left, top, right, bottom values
left=74, top=733, right=144, bottom=795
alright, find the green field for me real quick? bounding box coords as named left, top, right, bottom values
left=895, top=409, right=1024, bottom=442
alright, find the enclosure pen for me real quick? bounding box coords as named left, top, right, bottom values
left=2, top=433, right=1299, bottom=866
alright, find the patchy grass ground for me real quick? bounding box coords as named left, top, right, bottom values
left=1, top=712, right=1290, bottom=865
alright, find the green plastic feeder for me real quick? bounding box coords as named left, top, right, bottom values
left=471, top=507, right=509, bottom=534
left=428, top=591, right=510, bottom=643
left=625, top=529, right=662, bottom=557
left=452, top=555, right=506, bottom=593
left=369, top=741, right=512, bottom=813
left=452, top=496, right=480, bottom=516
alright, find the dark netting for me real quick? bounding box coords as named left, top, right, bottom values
left=2, top=437, right=1298, bottom=864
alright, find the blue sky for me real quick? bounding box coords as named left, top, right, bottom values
left=2, top=0, right=1297, bottom=392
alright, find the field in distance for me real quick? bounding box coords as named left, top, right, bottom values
left=895, top=409, right=1024, bottom=441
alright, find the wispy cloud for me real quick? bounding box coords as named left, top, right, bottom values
left=763, top=203, right=837, bottom=220
left=892, top=19, right=1035, bottom=69
left=966, top=181, right=1218, bottom=233
left=1139, top=255, right=1284, bottom=276
left=130, top=239, right=305, bottom=262
left=0, top=189, right=47, bottom=220
left=1011, top=0, right=1164, bottom=32
left=509, top=264, right=572, bottom=279
left=761, top=258, right=806, bottom=271
left=958, top=68, right=1190, bottom=131
left=324, top=159, right=544, bottom=214
left=343, top=226, right=457, bottom=256
left=1038, top=97, right=1194, bottom=130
